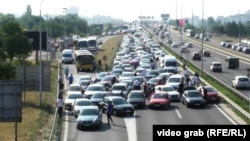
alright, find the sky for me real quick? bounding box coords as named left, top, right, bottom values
left=0, top=0, right=250, bottom=22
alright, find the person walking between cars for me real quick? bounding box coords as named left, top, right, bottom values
left=57, top=96, right=64, bottom=118
left=178, top=81, right=185, bottom=96
left=64, top=66, right=69, bottom=79
left=202, top=86, right=208, bottom=101
left=58, top=75, right=64, bottom=90
left=107, top=101, right=113, bottom=125
left=68, top=74, right=74, bottom=85
left=133, top=79, right=141, bottom=90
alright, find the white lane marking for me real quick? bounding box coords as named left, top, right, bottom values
left=214, top=104, right=237, bottom=125
left=124, top=112, right=137, bottom=141
left=175, top=109, right=183, bottom=119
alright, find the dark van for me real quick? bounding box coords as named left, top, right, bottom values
left=225, top=57, right=239, bottom=69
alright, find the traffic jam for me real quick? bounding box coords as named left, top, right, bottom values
left=62, top=24, right=221, bottom=130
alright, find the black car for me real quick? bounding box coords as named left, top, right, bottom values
left=127, top=90, right=146, bottom=108
left=192, top=52, right=201, bottom=61
left=100, top=96, right=134, bottom=116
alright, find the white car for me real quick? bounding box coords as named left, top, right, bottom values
left=84, top=83, right=106, bottom=99
left=72, top=98, right=92, bottom=118
left=210, top=62, right=222, bottom=72
left=232, top=76, right=250, bottom=90
left=64, top=92, right=83, bottom=110
left=155, top=85, right=181, bottom=101
left=119, top=72, right=133, bottom=82
left=77, top=75, right=92, bottom=84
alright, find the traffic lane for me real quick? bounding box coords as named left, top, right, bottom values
left=136, top=102, right=234, bottom=141
left=62, top=64, right=129, bottom=141
left=136, top=104, right=183, bottom=141
left=176, top=103, right=235, bottom=124
left=168, top=44, right=250, bottom=96
left=66, top=111, right=129, bottom=141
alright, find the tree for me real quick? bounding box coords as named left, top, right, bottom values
left=0, top=19, right=32, bottom=63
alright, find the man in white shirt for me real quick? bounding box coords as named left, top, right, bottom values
left=184, top=68, right=190, bottom=78
left=57, top=96, right=64, bottom=118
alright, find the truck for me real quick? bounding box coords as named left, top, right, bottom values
left=225, top=57, right=239, bottom=69
left=75, top=50, right=95, bottom=72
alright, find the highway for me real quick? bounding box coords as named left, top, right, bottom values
left=60, top=35, right=244, bottom=141
left=154, top=27, right=250, bottom=98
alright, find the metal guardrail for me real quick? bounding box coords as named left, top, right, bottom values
left=143, top=25, right=250, bottom=120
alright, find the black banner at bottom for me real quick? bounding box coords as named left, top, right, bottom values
left=153, top=125, right=250, bottom=141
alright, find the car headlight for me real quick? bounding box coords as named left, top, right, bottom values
left=93, top=117, right=100, bottom=123
left=186, top=99, right=190, bottom=102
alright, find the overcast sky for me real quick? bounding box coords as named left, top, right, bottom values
left=0, top=0, right=249, bottom=21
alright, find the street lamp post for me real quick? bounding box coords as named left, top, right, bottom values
left=39, top=1, right=43, bottom=106
left=201, top=0, right=204, bottom=77
left=63, top=8, right=67, bottom=36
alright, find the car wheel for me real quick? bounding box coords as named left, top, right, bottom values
left=130, top=112, right=134, bottom=116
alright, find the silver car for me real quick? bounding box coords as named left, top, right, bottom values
left=232, top=76, right=250, bottom=90
left=72, top=98, right=92, bottom=118
left=127, top=90, right=146, bottom=108
left=181, top=90, right=206, bottom=108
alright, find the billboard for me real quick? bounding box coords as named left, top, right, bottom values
left=0, top=81, right=22, bottom=122
left=25, top=31, right=47, bottom=50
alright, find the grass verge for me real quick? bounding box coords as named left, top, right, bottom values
left=0, top=62, right=59, bottom=141
left=94, top=35, right=123, bottom=71
left=161, top=42, right=250, bottom=124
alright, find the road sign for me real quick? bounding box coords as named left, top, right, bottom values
left=102, top=55, right=107, bottom=61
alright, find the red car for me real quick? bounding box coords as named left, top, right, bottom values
left=130, top=58, right=140, bottom=66
left=148, top=92, right=171, bottom=109
left=197, top=86, right=220, bottom=103
left=147, top=77, right=165, bottom=86
left=202, top=50, right=211, bottom=57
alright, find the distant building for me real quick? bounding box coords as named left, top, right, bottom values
left=67, top=6, right=79, bottom=15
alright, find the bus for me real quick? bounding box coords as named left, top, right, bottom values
left=122, top=24, right=129, bottom=33
left=185, top=29, right=195, bottom=37
left=76, top=36, right=98, bottom=51
left=77, top=37, right=88, bottom=50
left=87, top=36, right=98, bottom=51
left=74, top=50, right=95, bottom=72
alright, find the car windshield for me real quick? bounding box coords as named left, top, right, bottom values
left=62, top=54, right=72, bottom=57
left=214, top=64, right=221, bottom=66
left=238, top=78, right=249, bottom=81
left=113, top=98, right=128, bottom=105
left=152, top=94, right=166, bottom=99
left=69, top=86, right=81, bottom=91
left=147, top=71, right=158, bottom=75
left=162, top=87, right=175, bottom=91
left=76, top=101, right=91, bottom=106
left=80, top=109, right=98, bottom=115
left=168, top=78, right=180, bottom=83
left=206, top=87, right=216, bottom=92
left=148, top=78, right=159, bottom=83
left=129, top=92, right=144, bottom=98
left=87, top=86, right=102, bottom=91
left=92, top=93, right=105, bottom=98
left=120, top=73, right=131, bottom=77
left=187, top=92, right=200, bottom=97
left=68, top=94, right=82, bottom=99
left=80, top=81, right=89, bottom=86
left=102, top=76, right=113, bottom=81
left=112, top=86, right=126, bottom=90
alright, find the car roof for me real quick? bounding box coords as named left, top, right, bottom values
left=69, top=83, right=81, bottom=87
left=67, top=91, right=82, bottom=95
left=80, top=105, right=99, bottom=110
left=112, top=83, right=127, bottom=86
left=75, top=98, right=90, bottom=102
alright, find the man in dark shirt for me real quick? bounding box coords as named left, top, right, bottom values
left=107, top=101, right=113, bottom=125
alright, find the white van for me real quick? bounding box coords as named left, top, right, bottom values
left=61, top=49, right=74, bottom=64
left=161, top=55, right=178, bottom=74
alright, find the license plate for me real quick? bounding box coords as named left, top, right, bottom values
left=194, top=103, right=200, bottom=106
left=154, top=104, right=160, bottom=107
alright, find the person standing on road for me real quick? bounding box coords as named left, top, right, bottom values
left=57, top=96, right=64, bottom=118
left=68, top=74, right=74, bottom=85
left=64, top=66, right=69, bottom=79
left=107, top=101, right=113, bottom=125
